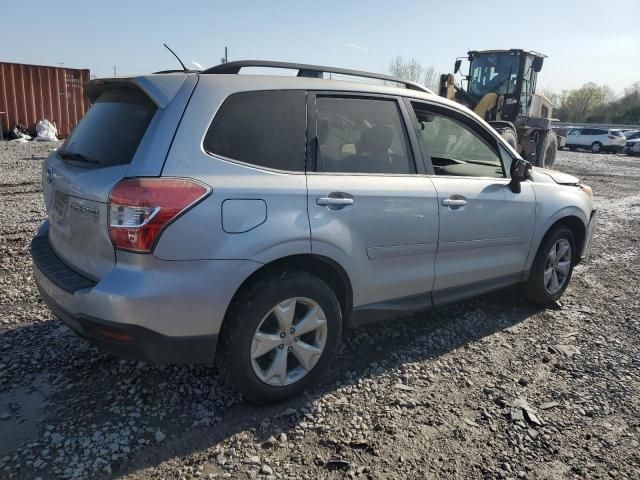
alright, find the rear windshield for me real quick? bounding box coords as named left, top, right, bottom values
left=61, top=88, right=156, bottom=167
left=610, top=130, right=624, bottom=137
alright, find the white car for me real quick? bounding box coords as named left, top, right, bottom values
left=566, top=128, right=626, bottom=153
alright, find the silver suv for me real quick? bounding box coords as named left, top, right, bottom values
left=31, top=61, right=597, bottom=402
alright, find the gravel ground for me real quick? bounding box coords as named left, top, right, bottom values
left=0, top=141, right=638, bottom=479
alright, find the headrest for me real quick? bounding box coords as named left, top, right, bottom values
left=358, top=125, right=393, bottom=154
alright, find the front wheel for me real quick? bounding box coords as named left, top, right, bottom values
left=537, top=132, right=558, bottom=167
left=501, top=129, right=518, bottom=150
left=525, top=226, right=575, bottom=305
left=217, top=270, right=342, bottom=403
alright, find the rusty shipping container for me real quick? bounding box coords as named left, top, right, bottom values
left=0, top=62, right=91, bottom=138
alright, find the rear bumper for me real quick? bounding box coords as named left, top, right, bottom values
left=37, top=284, right=217, bottom=363
left=31, top=221, right=260, bottom=363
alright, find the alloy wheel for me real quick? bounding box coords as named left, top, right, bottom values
left=250, top=297, right=327, bottom=386
left=544, top=238, right=572, bottom=294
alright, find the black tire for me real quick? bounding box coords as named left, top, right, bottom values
left=217, top=269, right=342, bottom=403
left=525, top=225, right=576, bottom=305
left=591, top=141, right=603, bottom=153
left=501, top=129, right=518, bottom=150
left=568, top=146, right=577, bottom=151
left=537, top=131, right=558, bottom=167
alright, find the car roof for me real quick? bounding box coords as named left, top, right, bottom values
left=190, top=72, right=465, bottom=109
left=87, top=68, right=495, bottom=137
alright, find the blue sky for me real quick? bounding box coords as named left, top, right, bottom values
left=3, top=0, right=639, bottom=94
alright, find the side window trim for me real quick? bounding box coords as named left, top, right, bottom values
left=307, top=91, right=420, bottom=175
left=401, top=97, right=435, bottom=175
left=306, top=91, right=318, bottom=173
left=404, top=97, right=507, bottom=178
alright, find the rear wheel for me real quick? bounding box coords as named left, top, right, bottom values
left=525, top=226, right=575, bottom=305
left=568, top=146, right=577, bottom=151
left=217, top=269, right=341, bottom=403
left=591, top=141, right=603, bottom=153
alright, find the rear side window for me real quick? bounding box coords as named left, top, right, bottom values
left=315, top=97, right=414, bottom=174
left=62, top=88, right=156, bottom=167
left=204, top=90, right=306, bottom=171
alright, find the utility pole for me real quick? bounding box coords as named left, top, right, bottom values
left=221, top=47, right=229, bottom=64
left=113, top=65, right=117, bottom=77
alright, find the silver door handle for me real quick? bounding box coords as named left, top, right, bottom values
left=441, top=198, right=467, bottom=207
left=317, top=197, right=354, bottom=206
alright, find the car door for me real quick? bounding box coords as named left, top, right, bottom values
left=567, top=128, right=582, bottom=147
left=404, top=99, right=536, bottom=305
left=580, top=128, right=594, bottom=147
left=306, top=93, right=439, bottom=311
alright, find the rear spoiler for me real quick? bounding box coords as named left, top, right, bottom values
left=84, top=73, right=188, bottom=109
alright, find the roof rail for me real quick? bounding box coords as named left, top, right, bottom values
left=201, top=60, right=433, bottom=94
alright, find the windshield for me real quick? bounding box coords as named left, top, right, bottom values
left=468, top=53, right=520, bottom=98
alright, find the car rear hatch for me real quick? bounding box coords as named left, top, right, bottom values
left=609, top=130, right=626, bottom=145
left=42, top=73, right=197, bottom=280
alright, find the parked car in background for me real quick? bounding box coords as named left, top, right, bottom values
left=551, top=126, right=568, bottom=150
left=624, top=138, right=640, bottom=156
left=566, top=128, right=627, bottom=153
left=30, top=61, right=597, bottom=403
left=623, top=130, right=640, bottom=140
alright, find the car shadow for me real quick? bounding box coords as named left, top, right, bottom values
left=0, top=286, right=544, bottom=478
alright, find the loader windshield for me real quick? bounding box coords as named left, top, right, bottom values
left=468, top=52, right=520, bottom=98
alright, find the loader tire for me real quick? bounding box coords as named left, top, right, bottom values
left=501, top=129, right=518, bottom=150
left=537, top=131, right=558, bottom=168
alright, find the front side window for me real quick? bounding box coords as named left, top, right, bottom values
left=411, top=103, right=504, bottom=178
left=315, top=96, right=414, bottom=174
left=204, top=90, right=306, bottom=171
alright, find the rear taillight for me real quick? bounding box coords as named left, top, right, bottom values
left=108, top=178, right=210, bottom=253
left=608, top=135, right=615, bottom=140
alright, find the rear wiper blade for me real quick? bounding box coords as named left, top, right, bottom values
left=58, top=150, right=99, bottom=164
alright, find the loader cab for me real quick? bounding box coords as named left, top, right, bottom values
left=465, top=49, right=545, bottom=122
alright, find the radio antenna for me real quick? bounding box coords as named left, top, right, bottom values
left=163, top=43, right=187, bottom=71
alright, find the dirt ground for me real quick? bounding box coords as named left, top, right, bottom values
left=0, top=141, right=638, bottom=480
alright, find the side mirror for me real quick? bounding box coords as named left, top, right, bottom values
left=509, top=158, right=532, bottom=193
left=532, top=57, right=544, bottom=72
left=454, top=59, right=462, bottom=74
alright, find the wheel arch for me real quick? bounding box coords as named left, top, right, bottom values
left=222, top=254, right=353, bottom=328
left=535, top=214, right=587, bottom=267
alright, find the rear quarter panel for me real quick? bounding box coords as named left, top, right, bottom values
left=154, top=76, right=311, bottom=263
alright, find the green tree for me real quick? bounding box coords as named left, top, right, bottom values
left=562, top=83, right=609, bottom=122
